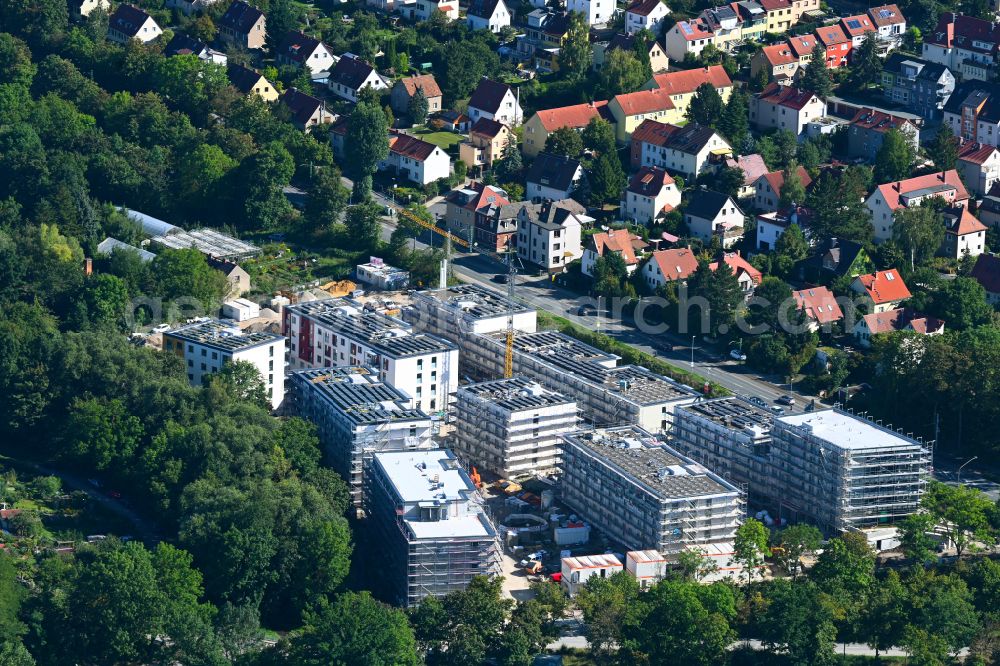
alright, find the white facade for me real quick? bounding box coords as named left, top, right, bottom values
left=467, top=0, right=511, bottom=32
left=750, top=92, right=827, bottom=137
left=297, top=44, right=337, bottom=75
left=626, top=1, right=671, bottom=35
left=163, top=320, right=285, bottom=409
left=622, top=180, right=681, bottom=225
left=515, top=205, right=585, bottom=271
left=568, top=0, right=610, bottom=24
left=454, top=377, right=578, bottom=478
left=328, top=69, right=388, bottom=103
left=958, top=149, right=1000, bottom=197
left=222, top=298, right=260, bottom=322
left=409, top=0, right=460, bottom=21
left=381, top=142, right=452, bottom=185
left=526, top=164, right=585, bottom=201
left=561, top=554, right=623, bottom=596
left=663, top=21, right=712, bottom=62
left=108, top=14, right=162, bottom=44
left=76, top=0, right=109, bottom=17
left=686, top=199, right=745, bottom=247
left=468, top=88, right=523, bottom=126
left=283, top=299, right=458, bottom=413
left=637, top=130, right=731, bottom=179
left=626, top=550, right=669, bottom=588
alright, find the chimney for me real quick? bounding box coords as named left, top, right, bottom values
left=939, top=171, right=946, bottom=181
left=84, top=257, right=92, bottom=276
left=893, top=182, right=901, bottom=191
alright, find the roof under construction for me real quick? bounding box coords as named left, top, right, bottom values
left=152, top=228, right=260, bottom=260
left=165, top=319, right=282, bottom=353
left=458, top=376, right=574, bottom=412
left=419, top=283, right=533, bottom=320
left=679, top=397, right=774, bottom=435
left=291, top=367, right=430, bottom=426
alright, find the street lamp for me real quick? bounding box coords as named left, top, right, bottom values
left=690, top=336, right=696, bottom=368
left=957, top=456, right=979, bottom=484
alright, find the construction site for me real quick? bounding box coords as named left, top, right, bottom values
left=288, top=367, right=435, bottom=510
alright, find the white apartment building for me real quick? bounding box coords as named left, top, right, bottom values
left=163, top=319, right=285, bottom=409
left=568, top=0, right=611, bottom=25
left=750, top=83, right=827, bottom=137
left=282, top=299, right=458, bottom=414
left=290, top=367, right=435, bottom=508
left=515, top=199, right=588, bottom=272
left=621, top=166, right=681, bottom=224
left=453, top=377, right=578, bottom=478
left=625, top=0, right=671, bottom=36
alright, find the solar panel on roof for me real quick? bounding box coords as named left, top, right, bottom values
left=847, top=18, right=861, bottom=28
left=680, top=22, right=694, bottom=35
left=879, top=8, right=893, bottom=17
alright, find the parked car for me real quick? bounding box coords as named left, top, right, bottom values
left=151, top=323, right=171, bottom=333
left=748, top=396, right=767, bottom=408
left=729, top=349, right=747, bottom=361
left=577, top=304, right=597, bottom=316
left=776, top=395, right=795, bottom=406
left=770, top=405, right=786, bottom=415
left=492, top=274, right=509, bottom=284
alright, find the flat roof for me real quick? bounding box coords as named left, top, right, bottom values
left=372, top=449, right=475, bottom=503
left=563, top=553, right=622, bottom=569
left=291, top=367, right=430, bottom=426
left=152, top=228, right=260, bottom=260
left=563, top=426, right=741, bottom=500
left=406, top=513, right=495, bottom=539
left=417, top=283, right=533, bottom=320
left=165, top=319, right=283, bottom=352
left=288, top=299, right=457, bottom=358
left=678, top=397, right=773, bottom=437
left=458, top=376, right=575, bottom=412
left=777, top=409, right=927, bottom=451
left=627, top=550, right=667, bottom=563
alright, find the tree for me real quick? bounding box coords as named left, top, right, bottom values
left=408, top=87, right=429, bottom=125
left=893, top=201, right=944, bottom=270
left=345, top=203, right=383, bottom=252
left=544, top=126, right=584, bottom=158
left=191, top=15, right=217, bottom=43
left=805, top=167, right=874, bottom=245
left=494, top=136, right=523, bottom=183
left=598, top=48, right=648, bottom=97
left=858, top=570, right=909, bottom=659
left=874, top=128, right=916, bottom=184
left=717, top=87, right=749, bottom=147
left=710, top=165, right=746, bottom=201
left=921, top=480, right=997, bottom=558
left=927, top=125, right=959, bottom=172
left=758, top=580, right=838, bottom=666
left=150, top=248, right=230, bottom=314
left=560, top=11, right=593, bottom=81
left=264, top=0, right=299, bottom=54
left=904, top=568, right=980, bottom=656
left=207, top=359, right=269, bottom=408
left=773, top=223, right=809, bottom=277
left=593, top=250, right=633, bottom=299
left=411, top=576, right=511, bottom=666
left=846, top=32, right=882, bottom=92
left=686, top=83, right=724, bottom=128
left=575, top=572, right=640, bottom=657
left=305, top=168, right=349, bottom=230
left=811, top=532, right=875, bottom=625
left=81, top=273, right=131, bottom=332
left=588, top=152, right=626, bottom=205
left=772, top=524, right=822, bottom=577
left=287, top=592, right=419, bottom=665
left=778, top=161, right=806, bottom=209
left=0, top=0, right=68, bottom=47
left=440, top=41, right=500, bottom=104
left=800, top=44, right=832, bottom=97
left=733, top=518, right=769, bottom=587
left=928, top=277, right=995, bottom=331
left=757, top=130, right=799, bottom=171
left=66, top=397, right=144, bottom=471
left=0, top=34, right=35, bottom=88
left=687, top=259, right=743, bottom=336
left=345, top=101, right=390, bottom=187
left=898, top=512, right=939, bottom=565
left=675, top=548, right=719, bottom=582
left=582, top=117, right=617, bottom=156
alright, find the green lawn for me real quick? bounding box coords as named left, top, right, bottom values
left=411, top=128, right=464, bottom=149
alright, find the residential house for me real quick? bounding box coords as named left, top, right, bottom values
left=685, top=190, right=745, bottom=247
left=867, top=4, right=906, bottom=47
left=328, top=55, right=388, bottom=103
left=227, top=64, right=279, bottom=102
left=517, top=9, right=570, bottom=61
left=630, top=121, right=732, bottom=177
left=72, top=0, right=109, bottom=19
left=164, top=34, right=227, bottom=65
left=467, top=0, right=511, bottom=32
left=923, top=13, right=1000, bottom=82
left=970, top=253, right=1000, bottom=304
left=750, top=83, right=826, bottom=137
left=568, top=0, right=611, bottom=25
left=218, top=0, right=266, bottom=50
left=786, top=33, right=818, bottom=67
left=663, top=18, right=715, bottom=62
left=476, top=201, right=523, bottom=252
left=381, top=131, right=452, bottom=185
left=759, top=0, right=795, bottom=34
left=594, top=34, right=670, bottom=74
left=280, top=88, right=334, bottom=131
left=941, top=206, right=987, bottom=258
left=641, top=247, right=699, bottom=289
left=710, top=251, right=763, bottom=296
left=851, top=269, right=912, bottom=313
left=880, top=54, right=954, bottom=119
left=942, top=80, right=1000, bottom=147
left=439, top=110, right=471, bottom=133
left=625, top=0, right=671, bottom=36
left=444, top=182, right=511, bottom=239
left=516, top=199, right=588, bottom=271
left=582, top=228, right=648, bottom=276
left=166, top=0, right=221, bottom=15
left=107, top=5, right=162, bottom=44
left=751, top=43, right=802, bottom=84
left=815, top=24, right=851, bottom=68
left=753, top=166, right=812, bottom=212
left=755, top=208, right=809, bottom=251
left=865, top=170, right=969, bottom=242
left=207, top=257, right=252, bottom=297
left=467, top=78, right=523, bottom=126
left=460, top=118, right=512, bottom=170
left=277, top=31, right=336, bottom=74
left=846, top=108, right=920, bottom=161
left=839, top=13, right=876, bottom=47
left=525, top=153, right=585, bottom=201
left=622, top=167, right=681, bottom=224
left=797, top=237, right=873, bottom=283
left=523, top=101, right=610, bottom=157
left=789, top=0, right=820, bottom=23
left=404, top=0, right=460, bottom=22
left=700, top=0, right=767, bottom=52
left=854, top=308, right=943, bottom=347
left=956, top=140, right=1000, bottom=197
left=724, top=153, right=769, bottom=198
left=609, top=90, right=677, bottom=142
left=642, top=65, right=733, bottom=120
left=390, top=74, right=443, bottom=116
left=792, top=286, right=844, bottom=330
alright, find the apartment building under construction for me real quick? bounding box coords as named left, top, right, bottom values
left=559, top=426, right=744, bottom=554
left=671, top=399, right=931, bottom=533
left=364, top=449, right=502, bottom=607
left=453, top=376, right=578, bottom=478
left=289, top=367, right=434, bottom=509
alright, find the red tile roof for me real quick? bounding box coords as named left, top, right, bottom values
left=627, top=166, right=675, bottom=197
left=470, top=117, right=507, bottom=139
left=787, top=34, right=818, bottom=57
left=613, top=88, right=676, bottom=116
left=760, top=166, right=813, bottom=196
left=627, top=0, right=666, bottom=17
left=533, top=101, right=609, bottom=132
left=816, top=24, right=850, bottom=46
left=456, top=181, right=511, bottom=212
left=868, top=4, right=904, bottom=27
left=861, top=308, right=944, bottom=335
left=957, top=139, right=999, bottom=166
left=649, top=65, right=733, bottom=95
left=758, top=0, right=790, bottom=10
left=650, top=248, right=699, bottom=281
left=673, top=19, right=714, bottom=41
left=761, top=43, right=798, bottom=67
left=709, top=251, right=762, bottom=285
left=398, top=74, right=442, bottom=99
left=946, top=207, right=988, bottom=235
left=850, top=108, right=915, bottom=133
left=874, top=170, right=969, bottom=212
left=725, top=154, right=769, bottom=186
left=792, top=286, right=844, bottom=324
left=591, top=228, right=644, bottom=265
left=971, top=253, right=1000, bottom=294
left=855, top=269, right=912, bottom=304
left=389, top=132, right=438, bottom=161
left=840, top=14, right=875, bottom=37
left=758, top=83, right=822, bottom=111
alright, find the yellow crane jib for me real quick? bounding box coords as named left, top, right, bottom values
left=395, top=207, right=470, bottom=249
